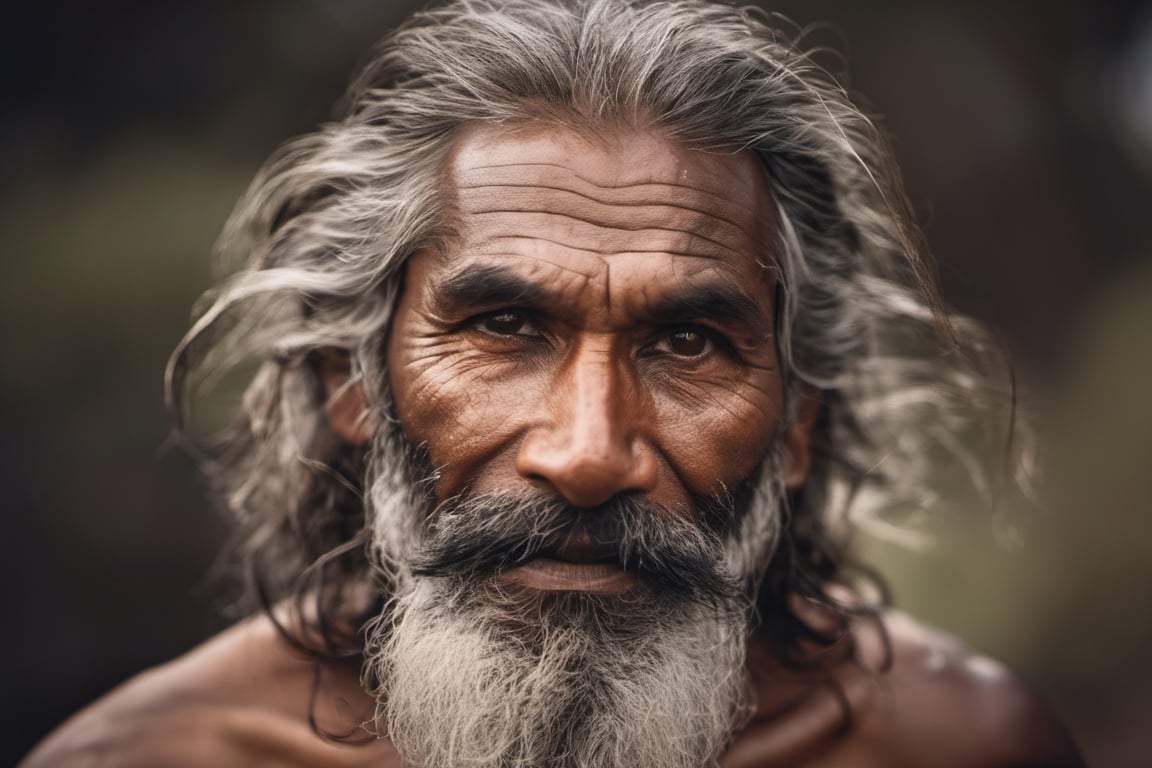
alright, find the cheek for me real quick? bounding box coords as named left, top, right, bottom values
left=387, top=327, right=543, bottom=494
left=653, top=376, right=781, bottom=493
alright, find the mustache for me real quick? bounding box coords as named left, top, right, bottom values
left=408, top=493, right=741, bottom=604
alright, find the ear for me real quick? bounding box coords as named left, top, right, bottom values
left=316, top=350, right=372, bottom=447
left=782, top=387, right=821, bottom=490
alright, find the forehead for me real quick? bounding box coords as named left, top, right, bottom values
left=430, top=122, right=777, bottom=301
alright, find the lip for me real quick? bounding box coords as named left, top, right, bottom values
left=498, top=557, right=636, bottom=593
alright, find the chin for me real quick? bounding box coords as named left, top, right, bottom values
left=366, top=573, right=753, bottom=768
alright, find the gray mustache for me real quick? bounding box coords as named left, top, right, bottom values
left=408, top=494, right=741, bottom=604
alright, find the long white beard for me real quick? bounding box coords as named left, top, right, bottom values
left=364, top=437, right=785, bottom=768
left=374, top=579, right=749, bottom=768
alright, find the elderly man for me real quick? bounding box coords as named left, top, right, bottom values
left=24, top=0, right=1083, bottom=766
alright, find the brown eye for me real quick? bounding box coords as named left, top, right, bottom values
left=667, top=329, right=711, bottom=357
left=476, top=310, right=538, bottom=337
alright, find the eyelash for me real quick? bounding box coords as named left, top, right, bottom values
left=645, top=327, right=718, bottom=359
left=467, top=309, right=543, bottom=339
left=462, top=309, right=736, bottom=362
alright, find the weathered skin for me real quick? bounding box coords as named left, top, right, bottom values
left=22, top=125, right=1084, bottom=767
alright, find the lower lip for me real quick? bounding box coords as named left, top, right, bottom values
left=498, top=558, right=636, bottom=594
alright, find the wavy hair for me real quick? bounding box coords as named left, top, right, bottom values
left=168, top=0, right=1029, bottom=662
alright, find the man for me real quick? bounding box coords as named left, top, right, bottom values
left=24, top=0, right=1083, bottom=766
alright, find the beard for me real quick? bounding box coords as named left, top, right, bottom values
left=364, top=438, right=786, bottom=768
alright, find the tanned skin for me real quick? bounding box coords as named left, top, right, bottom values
left=21, top=611, right=1081, bottom=767
left=22, top=125, right=1084, bottom=768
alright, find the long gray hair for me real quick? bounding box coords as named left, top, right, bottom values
left=168, top=0, right=1028, bottom=657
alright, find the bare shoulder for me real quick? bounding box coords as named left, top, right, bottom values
left=851, top=610, right=1084, bottom=768
left=722, top=607, right=1084, bottom=768
left=19, top=616, right=395, bottom=768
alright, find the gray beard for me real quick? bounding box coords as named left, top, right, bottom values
left=364, top=445, right=785, bottom=768
left=374, top=578, right=749, bottom=768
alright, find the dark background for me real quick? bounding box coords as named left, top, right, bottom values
left=3, top=1, right=1151, bottom=765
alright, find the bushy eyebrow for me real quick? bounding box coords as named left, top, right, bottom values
left=430, top=263, right=768, bottom=334
left=432, top=264, right=546, bottom=310
left=646, top=283, right=768, bottom=334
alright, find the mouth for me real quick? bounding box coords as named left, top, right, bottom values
left=496, top=531, right=637, bottom=594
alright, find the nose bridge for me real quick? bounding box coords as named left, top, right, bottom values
left=516, top=334, right=657, bottom=506
left=563, top=335, right=626, bottom=453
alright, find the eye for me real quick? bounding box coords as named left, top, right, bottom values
left=472, top=310, right=541, bottom=338
left=652, top=327, right=716, bottom=358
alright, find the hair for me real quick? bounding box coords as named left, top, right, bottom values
left=168, top=0, right=1030, bottom=667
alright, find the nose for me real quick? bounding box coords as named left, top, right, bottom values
left=515, top=339, right=659, bottom=508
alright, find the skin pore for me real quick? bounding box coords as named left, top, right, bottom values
left=21, top=123, right=1083, bottom=768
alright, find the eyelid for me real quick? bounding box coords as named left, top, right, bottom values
left=467, top=307, right=544, bottom=338
left=646, top=324, right=736, bottom=359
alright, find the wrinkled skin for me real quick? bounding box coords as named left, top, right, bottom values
left=21, top=125, right=1084, bottom=768
left=386, top=123, right=794, bottom=507
left=381, top=122, right=808, bottom=593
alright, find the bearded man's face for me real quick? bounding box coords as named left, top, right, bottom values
left=364, top=123, right=811, bottom=768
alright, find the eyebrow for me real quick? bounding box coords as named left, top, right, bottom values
left=647, top=283, right=768, bottom=334
left=432, top=264, right=547, bottom=310
left=430, top=263, right=768, bottom=333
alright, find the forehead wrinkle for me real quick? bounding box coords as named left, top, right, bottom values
left=477, top=234, right=734, bottom=263
left=465, top=213, right=744, bottom=261
left=440, top=126, right=780, bottom=306
left=469, top=202, right=760, bottom=266
left=460, top=192, right=753, bottom=256
left=456, top=162, right=760, bottom=220
left=459, top=182, right=751, bottom=232
left=447, top=248, right=604, bottom=284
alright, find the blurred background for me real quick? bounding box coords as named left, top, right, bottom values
left=2, top=0, right=1150, bottom=764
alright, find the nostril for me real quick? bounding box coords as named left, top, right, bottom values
left=516, top=440, right=657, bottom=509
left=523, top=472, right=552, bottom=490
